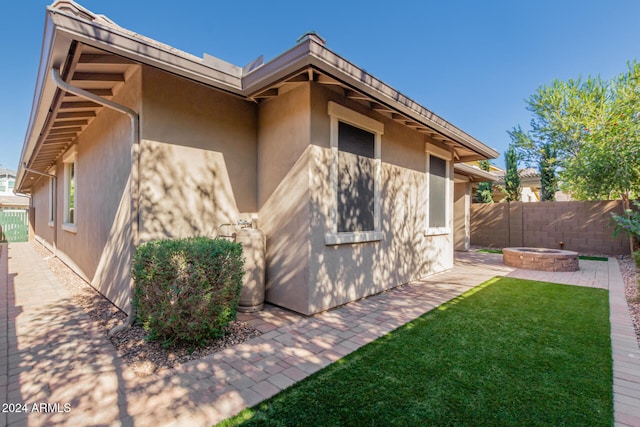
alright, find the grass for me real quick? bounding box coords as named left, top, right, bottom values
left=218, top=278, right=612, bottom=426
left=578, top=255, right=609, bottom=262
left=476, top=248, right=503, bottom=254
left=477, top=248, right=609, bottom=262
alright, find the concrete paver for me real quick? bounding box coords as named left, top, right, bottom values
left=1, top=242, right=638, bottom=426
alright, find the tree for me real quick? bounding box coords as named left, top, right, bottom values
left=509, top=126, right=558, bottom=201
left=475, top=160, right=494, bottom=203
left=539, top=144, right=558, bottom=201
left=560, top=62, right=640, bottom=206
left=503, top=145, right=521, bottom=202
left=509, top=61, right=640, bottom=204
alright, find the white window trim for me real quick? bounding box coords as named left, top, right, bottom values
left=62, top=147, right=77, bottom=233
left=48, top=166, right=56, bottom=227
left=325, top=101, right=383, bottom=245
left=425, top=144, right=452, bottom=236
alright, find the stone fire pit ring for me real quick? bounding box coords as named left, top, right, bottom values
left=503, top=247, right=579, bottom=272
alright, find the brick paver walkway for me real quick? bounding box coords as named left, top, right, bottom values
left=1, top=242, right=638, bottom=426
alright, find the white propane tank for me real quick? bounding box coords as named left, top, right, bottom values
left=236, top=226, right=266, bottom=312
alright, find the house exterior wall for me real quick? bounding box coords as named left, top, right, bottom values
left=31, top=67, right=459, bottom=316
left=257, top=84, right=312, bottom=314
left=33, top=67, right=141, bottom=311
left=138, top=66, right=258, bottom=242
left=32, top=178, right=53, bottom=245
left=259, top=83, right=453, bottom=315
left=454, top=179, right=470, bottom=251
left=308, top=85, right=454, bottom=314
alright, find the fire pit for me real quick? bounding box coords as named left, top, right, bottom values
left=503, top=247, right=579, bottom=272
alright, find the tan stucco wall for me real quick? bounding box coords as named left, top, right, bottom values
left=139, top=66, right=258, bottom=242
left=260, top=83, right=455, bottom=315
left=31, top=177, right=53, bottom=245
left=454, top=180, right=470, bottom=251
left=31, top=67, right=142, bottom=311
left=257, top=84, right=311, bottom=314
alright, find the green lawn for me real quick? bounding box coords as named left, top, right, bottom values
left=218, top=278, right=612, bottom=427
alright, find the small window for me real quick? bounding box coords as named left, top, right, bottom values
left=62, top=148, right=77, bottom=232
left=429, top=156, right=447, bottom=228
left=48, top=168, right=56, bottom=226
left=426, top=151, right=451, bottom=235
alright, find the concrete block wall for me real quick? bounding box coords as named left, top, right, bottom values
left=470, top=200, right=630, bottom=255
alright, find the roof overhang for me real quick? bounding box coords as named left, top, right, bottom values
left=17, top=0, right=499, bottom=193
left=242, top=37, right=499, bottom=163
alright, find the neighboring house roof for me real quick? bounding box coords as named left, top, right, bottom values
left=487, top=167, right=541, bottom=186
left=0, top=169, right=17, bottom=178
left=17, top=0, right=498, bottom=192
left=454, top=163, right=498, bottom=182
left=0, top=195, right=30, bottom=208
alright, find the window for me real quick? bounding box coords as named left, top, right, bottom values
left=337, top=122, right=375, bottom=232
left=426, top=149, right=451, bottom=235
left=326, top=102, right=383, bottom=245
left=62, top=148, right=77, bottom=232
left=48, top=167, right=56, bottom=226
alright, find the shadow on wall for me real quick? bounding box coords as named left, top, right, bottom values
left=138, top=140, right=240, bottom=242
left=309, top=146, right=445, bottom=314
left=260, top=148, right=311, bottom=314
left=91, top=177, right=133, bottom=312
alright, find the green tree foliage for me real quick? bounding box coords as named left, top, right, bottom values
left=475, top=160, right=494, bottom=203
left=510, top=62, right=640, bottom=206
left=539, top=144, right=558, bottom=201
left=503, top=145, right=521, bottom=202
left=561, top=62, right=640, bottom=206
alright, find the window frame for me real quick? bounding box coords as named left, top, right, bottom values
left=48, top=166, right=56, bottom=227
left=325, top=101, right=384, bottom=245
left=62, top=147, right=77, bottom=233
left=425, top=145, right=452, bottom=236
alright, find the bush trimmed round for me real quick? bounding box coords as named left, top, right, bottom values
left=131, top=237, right=244, bottom=347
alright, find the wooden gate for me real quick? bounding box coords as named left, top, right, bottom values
left=0, top=209, right=29, bottom=242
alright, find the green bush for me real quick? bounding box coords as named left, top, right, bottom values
left=634, top=250, right=640, bottom=268
left=131, top=237, right=244, bottom=347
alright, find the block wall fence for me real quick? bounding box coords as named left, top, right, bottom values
left=470, top=200, right=631, bottom=255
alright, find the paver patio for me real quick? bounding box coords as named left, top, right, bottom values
left=1, top=242, right=639, bottom=426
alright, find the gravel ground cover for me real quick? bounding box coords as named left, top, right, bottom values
left=618, top=255, right=640, bottom=343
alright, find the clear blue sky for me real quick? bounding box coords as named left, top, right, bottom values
left=1, top=0, right=639, bottom=172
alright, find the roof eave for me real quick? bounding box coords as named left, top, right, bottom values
left=17, top=4, right=247, bottom=192
left=16, top=12, right=71, bottom=192
left=243, top=39, right=499, bottom=160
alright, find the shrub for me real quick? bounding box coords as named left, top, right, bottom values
left=634, top=250, right=640, bottom=269
left=131, top=237, right=244, bottom=347
left=611, top=201, right=640, bottom=241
